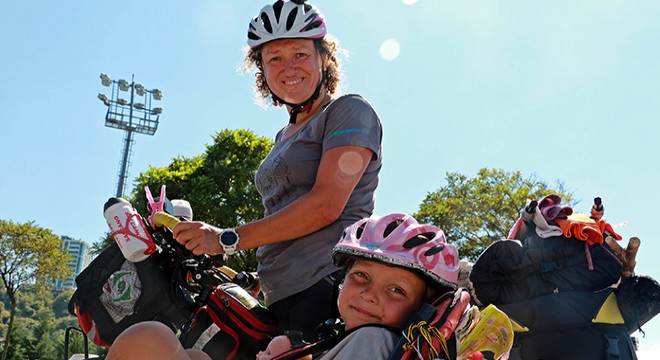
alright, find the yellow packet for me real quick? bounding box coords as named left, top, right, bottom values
left=457, top=304, right=514, bottom=359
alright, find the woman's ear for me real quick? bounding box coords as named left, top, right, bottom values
left=320, top=56, right=327, bottom=74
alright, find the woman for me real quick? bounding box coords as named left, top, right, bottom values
left=173, top=0, right=383, bottom=340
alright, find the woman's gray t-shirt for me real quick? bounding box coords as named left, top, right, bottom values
left=254, top=94, right=383, bottom=305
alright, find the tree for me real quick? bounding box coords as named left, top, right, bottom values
left=415, top=168, right=574, bottom=261
left=4, top=320, right=32, bottom=360
left=119, top=128, right=274, bottom=272
left=31, top=306, right=56, bottom=359
left=0, top=220, right=71, bottom=360
left=56, top=325, right=109, bottom=360
left=52, top=289, right=75, bottom=318
left=0, top=286, right=105, bottom=359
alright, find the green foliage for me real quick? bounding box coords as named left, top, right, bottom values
left=5, top=321, right=32, bottom=360
left=3, top=315, right=52, bottom=359
left=131, top=155, right=205, bottom=216
left=0, top=219, right=72, bottom=360
left=90, top=232, right=113, bottom=256
left=0, top=286, right=107, bottom=359
left=415, top=168, right=574, bottom=261
left=33, top=306, right=57, bottom=358
left=130, top=129, right=272, bottom=225
left=120, top=128, right=274, bottom=272
left=0, top=220, right=72, bottom=296
left=52, top=289, right=75, bottom=318
left=58, top=325, right=108, bottom=359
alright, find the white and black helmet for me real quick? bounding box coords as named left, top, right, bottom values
left=247, top=0, right=327, bottom=49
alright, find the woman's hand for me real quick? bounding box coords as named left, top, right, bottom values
left=173, top=221, right=223, bottom=255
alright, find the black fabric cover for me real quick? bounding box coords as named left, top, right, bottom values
left=470, top=231, right=623, bottom=305
left=617, top=275, right=660, bottom=333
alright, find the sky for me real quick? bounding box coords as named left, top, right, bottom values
left=1, top=0, right=659, bottom=356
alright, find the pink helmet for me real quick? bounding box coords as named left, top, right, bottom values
left=247, top=0, right=327, bottom=49
left=333, top=213, right=460, bottom=290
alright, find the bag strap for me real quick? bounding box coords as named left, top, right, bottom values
left=387, top=302, right=436, bottom=360
left=389, top=289, right=468, bottom=360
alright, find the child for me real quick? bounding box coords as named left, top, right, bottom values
left=107, top=213, right=461, bottom=360
left=252, top=212, right=461, bottom=360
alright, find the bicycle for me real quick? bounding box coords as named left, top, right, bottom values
left=65, top=188, right=272, bottom=360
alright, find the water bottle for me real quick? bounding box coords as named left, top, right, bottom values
left=103, top=197, right=157, bottom=262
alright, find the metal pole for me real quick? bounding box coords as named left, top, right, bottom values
left=116, top=129, right=134, bottom=197
left=115, top=75, right=136, bottom=198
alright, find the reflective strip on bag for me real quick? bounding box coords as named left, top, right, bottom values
left=193, top=323, right=222, bottom=350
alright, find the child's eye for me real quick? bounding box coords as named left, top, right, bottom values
left=388, top=286, right=406, bottom=296
left=351, top=271, right=369, bottom=281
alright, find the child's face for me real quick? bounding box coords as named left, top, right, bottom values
left=337, top=259, right=427, bottom=330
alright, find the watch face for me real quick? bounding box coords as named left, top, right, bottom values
left=221, top=230, right=238, bottom=246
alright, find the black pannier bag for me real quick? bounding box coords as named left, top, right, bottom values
left=68, top=242, right=193, bottom=347
left=499, top=289, right=638, bottom=360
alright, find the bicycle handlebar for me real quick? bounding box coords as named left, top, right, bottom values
left=151, top=211, right=240, bottom=278
left=153, top=211, right=181, bottom=229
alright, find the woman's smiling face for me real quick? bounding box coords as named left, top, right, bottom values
left=260, top=38, right=324, bottom=105
left=337, top=259, right=427, bottom=330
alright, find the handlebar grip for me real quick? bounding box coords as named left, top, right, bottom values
left=605, top=236, right=626, bottom=260
left=622, top=237, right=641, bottom=278
left=521, top=199, right=538, bottom=222
left=218, top=265, right=238, bottom=278
left=152, top=211, right=181, bottom=229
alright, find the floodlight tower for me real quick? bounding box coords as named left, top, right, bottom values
left=97, top=73, right=163, bottom=197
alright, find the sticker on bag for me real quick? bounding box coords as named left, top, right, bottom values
left=100, top=260, right=142, bottom=323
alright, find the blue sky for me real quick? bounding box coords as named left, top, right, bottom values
left=1, top=0, right=659, bottom=356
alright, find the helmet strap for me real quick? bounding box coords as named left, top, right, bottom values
left=271, top=70, right=325, bottom=124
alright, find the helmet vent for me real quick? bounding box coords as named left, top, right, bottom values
left=302, top=15, right=321, bottom=32
left=384, top=219, right=404, bottom=238
left=286, top=7, right=299, bottom=31
left=273, top=0, right=284, bottom=22
left=248, top=27, right=260, bottom=41
left=304, top=13, right=316, bottom=22
left=403, top=233, right=433, bottom=249
left=424, top=244, right=445, bottom=257
left=355, top=224, right=365, bottom=239
left=261, top=12, right=273, bottom=33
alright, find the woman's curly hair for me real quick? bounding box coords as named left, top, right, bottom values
left=243, top=35, right=345, bottom=107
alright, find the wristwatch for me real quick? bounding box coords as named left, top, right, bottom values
left=219, top=228, right=240, bottom=255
